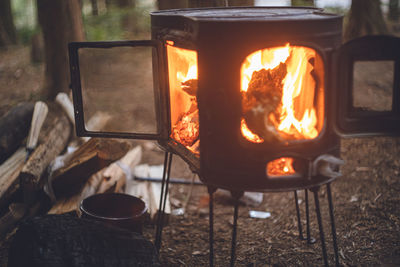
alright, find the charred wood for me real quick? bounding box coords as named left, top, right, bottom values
left=242, top=63, right=287, bottom=141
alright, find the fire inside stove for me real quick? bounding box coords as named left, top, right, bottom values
left=241, top=44, right=325, bottom=176
left=166, top=41, right=199, bottom=154
left=166, top=42, right=325, bottom=176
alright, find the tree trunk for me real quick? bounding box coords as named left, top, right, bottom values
left=116, top=0, right=135, bottom=7
left=37, top=0, right=85, bottom=100
left=389, top=0, right=399, bottom=21
left=228, top=0, right=254, bottom=6
left=188, top=0, right=222, bottom=7
left=0, top=0, right=17, bottom=47
left=157, top=0, right=188, bottom=10
left=291, top=0, right=314, bottom=6
left=344, top=0, right=388, bottom=42
left=91, top=0, right=99, bottom=15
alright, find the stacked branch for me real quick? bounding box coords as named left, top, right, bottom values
left=48, top=145, right=140, bottom=215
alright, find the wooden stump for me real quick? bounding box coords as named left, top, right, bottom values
left=8, top=214, right=160, bottom=267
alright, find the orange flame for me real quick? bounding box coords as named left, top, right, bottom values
left=241, top=44, right=320, bottom=142
left=240, top=119, right=264, bottom=143
left=167, top=42, right=200, bottom=154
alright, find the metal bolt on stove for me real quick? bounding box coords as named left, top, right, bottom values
left=68, top=7, right=400, bottom=267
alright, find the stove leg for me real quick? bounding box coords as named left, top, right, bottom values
left=155, top=152, right=173, bottom=252
left=208, top=187, right=216, bottom=267
left=327, top=183, right=340, bottom=267
left=230, top=191, right=243, bottom=267
left=312, top=187, right=329, bottom=267
left=294, top=190, right=305, bottom=240
left=305, top=189, right=316, bottom=244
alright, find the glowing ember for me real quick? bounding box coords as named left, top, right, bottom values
left=267, top=157, right=296, bottom=176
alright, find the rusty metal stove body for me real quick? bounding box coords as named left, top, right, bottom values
left=69, top=7, right=400, bottom=267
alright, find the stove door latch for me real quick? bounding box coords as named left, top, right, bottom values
left=311, top=154, right=345, bottom=178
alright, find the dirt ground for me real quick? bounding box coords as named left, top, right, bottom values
left=1, top=40, right=400, bottom=267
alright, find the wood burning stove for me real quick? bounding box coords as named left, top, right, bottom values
left=68, top=7, right=400, bottom=267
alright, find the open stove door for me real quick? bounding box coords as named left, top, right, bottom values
left=334, top=35, right=400, bottom=137
left=69, top=40, right=165, bottom=141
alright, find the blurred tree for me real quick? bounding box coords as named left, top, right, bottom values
left=157, top=0, right=253, bottom=10
left=116, top=0, right=135, bottom=7
left=188, top=0, right=220, bottom=7
left=37, top=0, right=85, bottom=100
left=227, top=0, right=254, bottom=6
left=291, top=0, right=314, bottom=6
left=0, top=0, right=17, bottom=47
left=157, top=0, right=188, bottom=10
left=91, top=0, right=99, bottom=15
left=344, top=0, right=388, bottom=42
left=389, top=0, right=399, bottom=21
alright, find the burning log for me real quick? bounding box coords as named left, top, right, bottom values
left=0, top=102, right=34, bottom=164
left=172, top=109, right=199, bottom=147
left=181, top=78, right=198, bottom=96
left=242, top=63, right=287, bottom=141
left=19, top=113, right=71, bottom=206
left=49, top=139, right=132, bottom=199
left=8, top=214, right=160, bottom=267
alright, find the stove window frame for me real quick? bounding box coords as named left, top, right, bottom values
left=68, top=40, right=164, bottom=140
left=236, top=41, right=329, bottom=153
left=334, top=35, right=400, bottom=137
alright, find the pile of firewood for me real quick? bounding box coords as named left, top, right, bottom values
left=0, top=93, right=168, bottom=238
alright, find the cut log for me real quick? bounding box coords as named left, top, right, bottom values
left=48, top=170, right=104, bottom=215
left=8, top=214, right=160, bottom=267
left=128, top=164, right=171, bottom=221
left=0, top=102, right=34, bottom=164
left=26, top=101, right=49, bottom=153
left=48, top=146, right=142, bottom=215
left=0, top=203, right=26, bottom=238
left=50, top=139, right=131, bottom=198
left=0, top=148, right=26, bottom=209
left=55, top=92, right=75, bottom=125
left=19, top=114, right=71, bottom=207
left=97, top=146, right=142, bottom=194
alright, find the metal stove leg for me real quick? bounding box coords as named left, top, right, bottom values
left=230, top=192, right=243, bottom=267
left=312, top=187, right=329, bottom=267
left=327, top=183, right=340, bottom=267
left=208, top=187, right=216, bottom=267
left=305, top=189, right=316, bottom=244
left=155, top=151, right=173, bottom=252
left=294, top=190, right=305, bottom=240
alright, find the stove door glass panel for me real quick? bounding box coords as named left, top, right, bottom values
left=353, top=60, right=394, bottom=111
left=335, top=35, right=400, bottom=137
left=240, top=44, right=325, bottom=144
left=69, top=41, right=160, bottom=140
left=166, top=42, right=199, bottom=154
